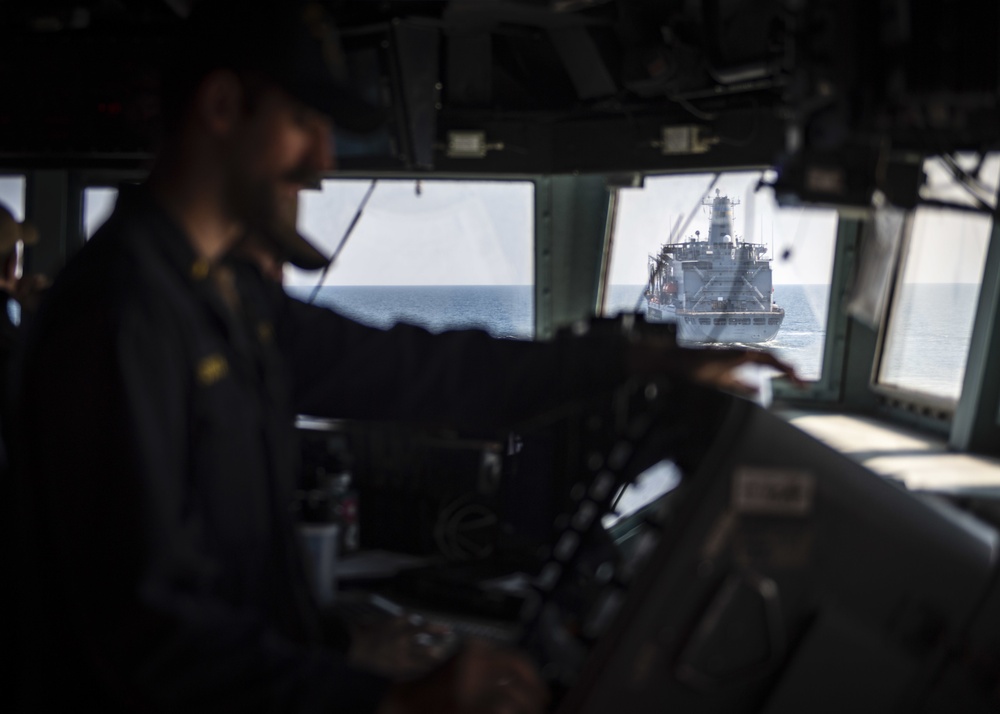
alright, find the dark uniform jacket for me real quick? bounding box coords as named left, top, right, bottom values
left=11, top=187, right=627, bottom=713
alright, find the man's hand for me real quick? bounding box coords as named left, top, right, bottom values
left=349, top=614, right=459, bottom=681
left=627, top=337, right=804, bottom=396
left=0, top=272, right=50, bottom=314
left=377, top=639, right=549, bottom=714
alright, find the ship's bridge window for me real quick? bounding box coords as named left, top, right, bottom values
left=286, top=179, right=534, bottom=339
left=84, top=187, right=119, bottom=239
left=0, top=175, right=25, bottom=217
left=603, top=172, right=838, bottom=381
left=80, top=180, right=535, bottom=339
left=877, top=154, right=1000, bottom=402
left=0, top=175, right=27, bottom=324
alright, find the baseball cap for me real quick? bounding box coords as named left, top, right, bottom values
left=169, top=1, right=387, bottom=270
left=176, top=0, right=387, bottom=134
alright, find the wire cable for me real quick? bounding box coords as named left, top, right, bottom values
left=669, top=94, right=717, bottom=122
left=914, top=108, right=997, bottom=213
left=307, top=179, right=378, bottom=305
left=941, top=154, right=996, bottom=213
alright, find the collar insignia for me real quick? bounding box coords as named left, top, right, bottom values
left=196, top=353, right=229, bottom=386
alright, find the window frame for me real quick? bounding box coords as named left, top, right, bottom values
left=14, top=164, right=1000, bottom=455
left=599, top=172, right=849, bottom=399
left=865, top=206, right=996, bottom=435
left=767, top=215, right=857, bottom=404
left=77, top=170, right=145, bottom=238
left=284, top=174, right=541, bottom=339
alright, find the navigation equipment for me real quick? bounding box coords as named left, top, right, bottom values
left=522, top=382, right=1000, bottom=713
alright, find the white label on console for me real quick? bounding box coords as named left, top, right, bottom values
left=732, top=468, right=816, bottom=517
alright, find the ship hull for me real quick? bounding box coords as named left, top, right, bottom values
left=647, top=305, right=783, bottom=344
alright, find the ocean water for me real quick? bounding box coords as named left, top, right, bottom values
left=288, top=283, right=976, bottom=395
left=879, top=283, right=981, bottom=401
left=603, top=284, right=831, bottom=382
left=288, top=285, right=535, bottom=340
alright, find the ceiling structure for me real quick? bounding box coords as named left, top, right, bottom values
left=1, top=0, right=997, bottom=209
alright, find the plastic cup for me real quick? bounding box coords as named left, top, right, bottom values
left=298, top=523, right=340, bottom=606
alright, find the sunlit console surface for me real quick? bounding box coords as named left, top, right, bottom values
left=538, top=391, right=999, bottom=713
left=781, top=410, right=1000, bottom=493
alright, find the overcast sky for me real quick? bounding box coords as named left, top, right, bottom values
left=289, top=179, right=534, bottom=286
left=898, top=155, right=999, bottom=285
left=0, top=176, right=25, bottom=221
left=2, top=156, right=996, bottom=288
left=291, top=171, right=843, bottom=288
left=609, top=171, right=839, bottom=286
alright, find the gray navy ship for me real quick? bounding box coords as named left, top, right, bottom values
left=645, top=189, right=784, bottom=343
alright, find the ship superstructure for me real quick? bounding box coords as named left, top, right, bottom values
left=646, top=190, right=784, bottom=343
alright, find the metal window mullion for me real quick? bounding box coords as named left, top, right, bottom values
left=950, top=209, right=1000, bottom=453
left=534, top=177, right=555, bottom=341
left=817, top=217, right=860, bottom=401
left=534, top=175, right=613, bottom=341
left=24, top=170, right=73, bottom=277
left=596, top=188, right=619, bottom=316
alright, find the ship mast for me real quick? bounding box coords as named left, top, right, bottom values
left=704, top=188, right=740, bottom=243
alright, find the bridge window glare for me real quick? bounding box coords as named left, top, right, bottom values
left=0, top=175, right=26, bottom=220
left=0, top=176, right=27, bottom=325
left=604, top=172, right=839, bottom=381
left=877, top=155, right=1000, bottom=402
left=287, top=179, right=535, bottom=339
left=84, top=187, right=118, bottom=240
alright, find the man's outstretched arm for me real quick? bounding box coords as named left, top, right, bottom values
left=280, top=294, right=798, bottom=429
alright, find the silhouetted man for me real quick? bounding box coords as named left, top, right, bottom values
left=11, top=2, right=795, bottom=712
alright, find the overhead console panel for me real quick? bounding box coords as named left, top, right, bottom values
left=1, top=0, right=998, bottom=210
